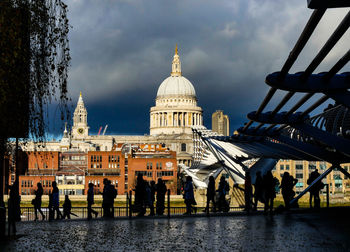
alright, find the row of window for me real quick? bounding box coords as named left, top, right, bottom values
left=91, top=163, right=102, bottom=168
left=109, top=163, right=120, bottom=169
left=21, top=180, right=33, bottom=188
left=157, top=171, right=174, bottom=177
left=146, top=162, right=164, bottom=170
left=108, top=155, right=120, bottom=162
left=88, top=180, right=119, bottom=187
left=91, top=155, right=102, bottom=162
left=135, top=171, right=153, bottom=177
left=275, top=163, right=328, bottom=171
left=135, top=170, right=174, bottom=178
left=61, top=156, right=85, bottom=161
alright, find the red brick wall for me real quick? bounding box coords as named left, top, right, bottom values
left=27, top=151, right=59, bottom=172
left=128, top=154, right=178, bottom=194
left=19, top=175, right=55, bottom=195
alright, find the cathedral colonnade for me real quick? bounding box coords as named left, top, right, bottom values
left=151, top=111, right=203, bottom=128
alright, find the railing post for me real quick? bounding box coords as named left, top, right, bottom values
left=167, top=189, right=170, bottom=218
left=326, top=184, right=329, bottom=208
left=126, top=192, right=129, bottom=217
left=129, top=190, right=132, bottom=219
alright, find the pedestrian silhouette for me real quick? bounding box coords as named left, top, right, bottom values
left=62, top=195, right=72, bottom=219
left=52, top=181, right=62, bottom=220
left=101, top=178, right=109, bottom=217
left=87, top=182, right=98, bottom=220
left=244, top=171, right=253, bottom=213
left=307, top=169, right=324, bottom=209
left=149, top=181, right=156, bottom=216
left=145, top=182, right=154, bottom=216
left=48, top=190, right=54, bottom=221
left=217, top=176, right=229, bottom=212
left=107, top=180, right=117, bottom=218
left=7, top=183, right=19, bottom=236
left=183, top=176, right=196, bottom=215
left=33, top=182, right=45, bottom=221
left=155, top=178, right=167, bottom=215
left=134, top=173, right=146, bottom=216
left=205, top=176, right=216, bottom=214
left=280, top=172, right=297, bottom=209
left=253, top=171, right=263, bottom=211
left=262, top=171, right=276, bottom=214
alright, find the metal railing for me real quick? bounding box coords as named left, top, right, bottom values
left=7, top=205, right=247, bottom=222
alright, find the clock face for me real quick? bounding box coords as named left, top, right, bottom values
left=78, top=128, right=84, bottom=134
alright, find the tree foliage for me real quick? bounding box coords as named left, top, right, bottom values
left=0, top=0, right=71, bottom=141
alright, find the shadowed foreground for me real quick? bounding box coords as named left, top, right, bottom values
left=3, top=209, right=350, bottom=251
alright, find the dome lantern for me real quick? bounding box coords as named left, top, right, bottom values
left=171, top=44, right=181, bottom=77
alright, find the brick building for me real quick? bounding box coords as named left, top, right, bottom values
left=272, top=160, right=350, bottom=195
left=17, top=143, right=178, bottom=196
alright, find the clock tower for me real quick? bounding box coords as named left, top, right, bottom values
left=72, top=92, right=89, bottom=139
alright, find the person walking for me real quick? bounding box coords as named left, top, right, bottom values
left=7, top=183, right=19, bottom=236
left=33, top=182, right=45, bottom=221
left=134, top=173, right=146, bottom=217
left=217, top=176, right=229, bottom=212
left=102, top=178, right=112, bottom=218
left=52, top=181, right=62, bottom=220
left=149, top=181, right=156, bottom=216
left=253, top=171, right=263, bottom=211
left=87, top=183, right=98, bottom=220
left=107, top=180, right=117, bottom=218
left=307, top=169, right=324, bottom=209
left=205, top=176, right=216, bottom=214
left=155, top=178, right=167, bottom=215
left=280, top=172, right=297, bottom=209
left=184, top=176, right=196, bottom=215
left=262, top=171, right=276, bottom=214
left=62, top=195, right=72, bottom=219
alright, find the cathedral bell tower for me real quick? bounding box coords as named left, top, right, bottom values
left=72, top=92, right=89, bottom=139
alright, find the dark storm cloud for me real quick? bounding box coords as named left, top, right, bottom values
left=60, top=0, right=350, bottom=135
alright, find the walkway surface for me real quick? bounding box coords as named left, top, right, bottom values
left=3, top=209, right=350, bottom=251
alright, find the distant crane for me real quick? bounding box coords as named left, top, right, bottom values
left=97, top=126, right=103, bottom=136
left=102, top=125, right=108, bottom=135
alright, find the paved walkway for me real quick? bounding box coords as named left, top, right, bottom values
left=2, top=208, right=350, bottom=251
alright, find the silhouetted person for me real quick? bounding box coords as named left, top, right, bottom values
left=244, top=171, right=253, bottom=213
left=184, top=176, right=196, bottom=215
left=155, top=178, right=167, bottom=215
left=205, top=176, right=216, bottom=214
left=8, top=183, right=19, bottom=236
left=262, top=171, right=276, bottom=214
left=102, top=178, right=112, bottom=218
left=307, top=169, right=324, bottom=209
left=34, top=182, right=45, bottom=221
left=107, top=180, right=117, bottom=217
left=101, top=179, right=108, bottom=217
left=52, top=181, right=62, bottom=220
left=87, top=183, right=98, bottom=220
left=280, top=172, right=297, bottom=209
left=62, top=195, right=72, bottom=219
left=48, top=190, right=54, bottom=221
left=134, top=173, right=146, bottom=216
left=149, top=180, right=156, bottom=216
left=253, top=171, right=263, bottom=211
left=217, top=176, right=229, bottom=212
left=145, top=182, right=153, bottom=216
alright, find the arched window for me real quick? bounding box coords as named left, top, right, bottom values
left=181, top=143, right=186, bottom=152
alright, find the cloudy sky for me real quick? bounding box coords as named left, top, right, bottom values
left=50, top=0, right=350, bottom=136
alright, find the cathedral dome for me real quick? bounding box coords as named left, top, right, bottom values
left=157, top=76, right=196, bottom=98
left=156, top=45, right=196, bottom=99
